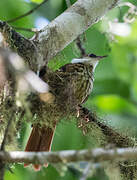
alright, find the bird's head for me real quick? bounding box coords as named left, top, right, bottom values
left=71, top=54, right=107, bottom=71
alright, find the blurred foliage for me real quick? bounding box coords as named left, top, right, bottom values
left=0, top=0, right=137, bottom=179
left=31, top=0, right=44, bottom=3
left=0, top=0, right=34, bottom=37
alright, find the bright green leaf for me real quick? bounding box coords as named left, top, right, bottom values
left=91, top=95, right=137, bottom=115
left=30, top=0, right=44, bottom=4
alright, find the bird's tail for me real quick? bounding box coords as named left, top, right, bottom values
left=24, top=123, right=56, bottom=171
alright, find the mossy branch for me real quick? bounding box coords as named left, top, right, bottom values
left=0, top=147, right=137, bottom=164
left=78, top=106, right=137, bottom=179
left=0, top=21, right=38, bottom=71
left=78, top=106, right=134, bottom=148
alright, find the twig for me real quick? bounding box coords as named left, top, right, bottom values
left=6, top=0, right=49, bottom=23
left=0, top=148, right=137, bottom=165
left=11, top=26, right=38, bottom=33
left=75, top=36, right=87, bottom=57
left=80, top=163, right=92, bottom=180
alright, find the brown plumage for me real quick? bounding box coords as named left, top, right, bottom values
left=24, top=55, right=106, bottom=170
left=46, top=62, right=94, bottom=105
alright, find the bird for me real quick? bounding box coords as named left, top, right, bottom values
left=24, top=54, right=106, bottom=171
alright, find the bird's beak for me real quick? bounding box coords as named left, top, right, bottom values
left=96, top=55, right=107, bottom=60
left=88, top=54, right=107, bottom=60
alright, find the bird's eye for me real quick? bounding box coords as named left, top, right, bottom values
left=89, top=54, right=97, bottom=58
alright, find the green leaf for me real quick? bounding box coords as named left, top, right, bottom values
left=111, top=20, right=137, bottom=84
left=88, top=95, right=137, bottom=116
left=92, top=78, right=130, bottom=98
left=30, top=0, right=44, bottom=3
left=52, top=120, right=88, bottom=151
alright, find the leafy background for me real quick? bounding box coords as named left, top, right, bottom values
left=0, top=0, right=137, bottom=179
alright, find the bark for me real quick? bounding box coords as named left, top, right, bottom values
left=35, top=0, right=119, bottom=65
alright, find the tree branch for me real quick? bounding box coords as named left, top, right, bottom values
left=35, top=0, right=119, bottom=65
left=78, top=106, right=134, bottom=148
left=0, top=0, right=119, bottom=71
left=0, top=21, right=38, bottom=71
left=78, top=107, right=137, bottom=179
left=0, top=147, right=137, bottom=165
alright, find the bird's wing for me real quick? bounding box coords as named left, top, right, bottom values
left=57, top=63, right=84, bottom=74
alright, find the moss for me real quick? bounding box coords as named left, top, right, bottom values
left=0, top=22, right=37, bottom=70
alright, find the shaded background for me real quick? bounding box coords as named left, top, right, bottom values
left=0, top=0, right=137, bottom=179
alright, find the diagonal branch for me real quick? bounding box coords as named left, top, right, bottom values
left=0, top=21, right=39, bottom=71
left=35, top=0, right=119, bottom=65
left=78, top=106, right=134, bottom=148
left=0, top=0, right=119, bottom=71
